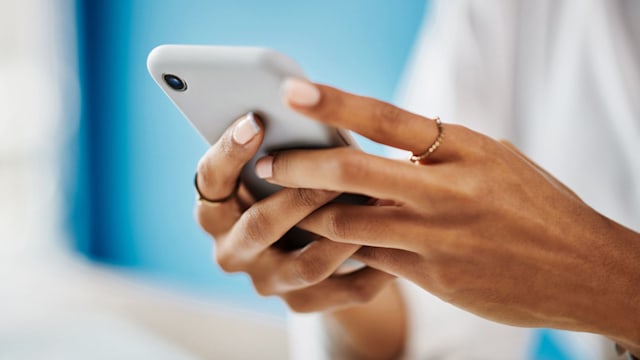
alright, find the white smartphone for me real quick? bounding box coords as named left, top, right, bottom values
left=147, top=45, right=368, bottom=251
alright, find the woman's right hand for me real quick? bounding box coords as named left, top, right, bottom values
left=194, top=112, right=395, bottom=313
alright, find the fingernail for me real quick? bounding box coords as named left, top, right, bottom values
left=282, top=78, right=321, bottom=107
left=255, top=156, right=273, bottom=179
left=232, top=112, right=260, bottom=145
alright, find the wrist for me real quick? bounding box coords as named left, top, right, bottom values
left=588, top=217, right=640, bottom=347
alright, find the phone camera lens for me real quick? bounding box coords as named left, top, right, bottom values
left=163, top=74, right=187, bottom=91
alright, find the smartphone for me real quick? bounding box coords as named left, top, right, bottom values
left=147, top=45, right=368, bottom=251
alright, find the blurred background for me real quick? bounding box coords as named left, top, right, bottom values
left=0, top=0, right=427, bottom=358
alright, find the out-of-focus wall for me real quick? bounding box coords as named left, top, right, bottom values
left=0, top=0, right=77, bottom=281
left=0, top=0, right=76, bottom=235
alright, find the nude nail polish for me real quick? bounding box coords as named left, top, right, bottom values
left=232, top=112, right=260, bottom=144
left=282, top=78, right=321, bottom=107
left=255, top=156, right=273, bottom=179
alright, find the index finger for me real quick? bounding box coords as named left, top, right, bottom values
left=196, top=112, right=264, bottom=202
left=282, top=78, right=464, bottom=160
left=195, top=112, right=264, bottom=236
left=256, top=147, right=443, bottom=206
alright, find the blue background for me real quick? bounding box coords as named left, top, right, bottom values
left=71, top=0, right=428, bottom=315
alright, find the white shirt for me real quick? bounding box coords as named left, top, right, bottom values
left=290, top=1, right=639, bottom=359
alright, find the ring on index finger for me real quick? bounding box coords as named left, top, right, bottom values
left=194, top=172, right=240, bottom=205
left=409, top=116, right=445, bottom=164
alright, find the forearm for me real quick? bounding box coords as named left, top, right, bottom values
left=323, top=281, right=407, bottom=360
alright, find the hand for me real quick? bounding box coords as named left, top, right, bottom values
left=257, top=79, right=640, bottom=346
left=194, top=112, right=396, bottom=313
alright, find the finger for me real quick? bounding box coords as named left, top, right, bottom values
left=215, top=188, right=339, bottom=272
left=282, top=78, right=464, bottom=159
left=282, top=267, right=396, bottom=313
left=196, top=112, right=264, bottom=202
left=196, top=197, right=243, bottom=238
left=248, top=238, right=360, bottom=296
left=195, top=113, right=264, bottom=237
left=256, top=147, right=444, bottom=205
left=352, top=247, right=424, bottom=278
left=296, top=203, right=433, bottom=251
left=236, top=183, right=256, bottom=209
left=197, top=182, right=255, bottom=239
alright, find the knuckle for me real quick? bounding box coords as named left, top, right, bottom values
left=325, top=208, right=351, bottom=240
left=240, top=206, right=272, bottom=248
left=196, top=157, right=236, bottom=197
left=331, top=150, right=366, bottom=185
left=356, top=247, right=391, bottom=265
left=475, top=136, right=497, bottom=158
left=374, top=102, right=402, bottom=127
left=457, top=126, right=495, bottom=159
left=297, top=188, right=320, bottom=208
left=292, top=256, right=326, bottom=286
left=440, top=124, right=476, bottom=159
left=373, top=102, right=403, bottom=133
left=291, top=188, right=329, bottom=208
left=270, top=152, right=290, bottom=179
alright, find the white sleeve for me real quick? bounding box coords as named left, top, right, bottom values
left=398, top=280, right=532, bottom=360
left=394, top=0, right=519, bottom=140
left=287, top=281, right=533, bottom=360
left=288, top=312, right=330, bottom=360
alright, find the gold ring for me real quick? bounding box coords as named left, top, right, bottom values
left=194, top=172, right=240, bottom=205
left=409, top=116, right=444, bottom=163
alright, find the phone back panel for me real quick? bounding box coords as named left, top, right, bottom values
left=147, top=45, right=353, bottom=200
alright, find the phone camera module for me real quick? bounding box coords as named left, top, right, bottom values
left=163, top=74, right=187, bottom=91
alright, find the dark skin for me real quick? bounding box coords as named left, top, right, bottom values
left=196, top=79, right=640, bottom=358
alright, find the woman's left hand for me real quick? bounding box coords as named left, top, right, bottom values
left=256, top=79, right=640, bottom=347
